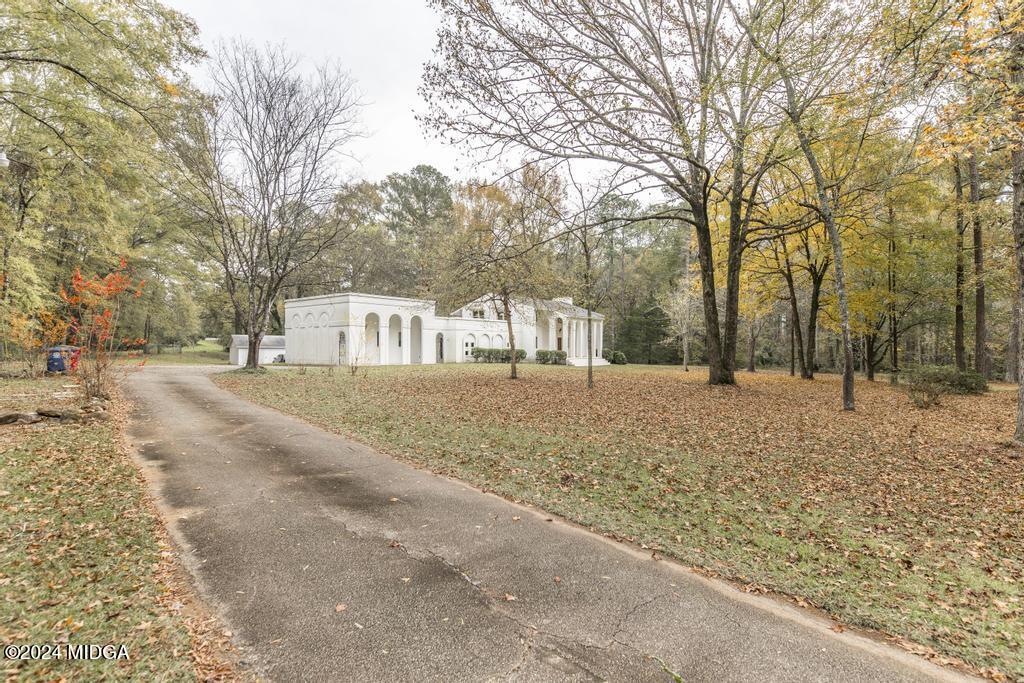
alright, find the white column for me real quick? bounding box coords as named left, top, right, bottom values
left=348, top=324, right=361, bottom=365
left=548, top=317, right=555, bottom=350
left=401, top=323, right=412, bottom=365
left=379, top=320, right=389, bottom=365
left=568, top=319, right=574, bottom=357
left=596, top=322, right=603, bottom=357
left=425, top=330, right=436, bottom=364
left=577, top=320, right=583, bottom=358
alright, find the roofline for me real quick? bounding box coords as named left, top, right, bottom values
left=284, top=292, right=436, bottom=306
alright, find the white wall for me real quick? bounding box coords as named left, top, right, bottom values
left=282, top=292, right=599, bottom=366
left=231, top=345, right=285, bottom=366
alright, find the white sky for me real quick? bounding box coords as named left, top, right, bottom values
left=166, top=0, right=465, bottom=183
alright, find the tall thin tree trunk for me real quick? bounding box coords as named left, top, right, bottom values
left=789, top=316, right=796, bottom=376
left=803, top=273, right=824, bottom=379
left=1009, top=25, right=1024, bottom=442
left=968, top=152, right=988, bottom=376
left=888, top=219, right=898, bottom=384
left=746, top=321, right=756, bottom=372
left=954, top=158, right=966, bottom=370
left=503, top=295, right=517, bottom=380
left=681, top=222, right=692, bottom=372
left=1007, top=299, right=1020, bottom=383
left=586, top=309, right=593, bottom=389
left=866, top=334, right=877, bottom=381
left=794, top=127, right=855, bottom=408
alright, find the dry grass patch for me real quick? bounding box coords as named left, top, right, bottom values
left=217, top=364, right=1024, bottom=679
left=0, top=376, right=241, bottom=681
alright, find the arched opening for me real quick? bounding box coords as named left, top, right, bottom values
left=364, top=313, right=381, bottom=365
left=388, top=313, right=402, bottom=365
left=436, top=333, right=445, bottom=363
left=463, top=333, right=476, bottom=360
left=410, top=316, right=423, bottom=364
left=555, top=318, right=564, bottom=351
left=493, top=334, right=504, bottom=348
left=480, top=333, right=491, bottom=348
left=338, top=330, right=347, bottom=365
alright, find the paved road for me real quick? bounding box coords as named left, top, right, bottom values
left=125, top=366, right=971, bottom=682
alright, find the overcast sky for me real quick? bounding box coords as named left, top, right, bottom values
left=166, top=0, right=465, bottom=183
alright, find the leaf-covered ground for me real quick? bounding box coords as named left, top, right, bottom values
left=0, top=376, right=236, bottom=681
left=217, top=363, right=1024, bottom=680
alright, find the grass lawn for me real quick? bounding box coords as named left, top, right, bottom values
left=135, top=339, right=229, bottom=366
left=216, top=363, right=1023, bottom=679
left=0, top=376, right=231, bottom=681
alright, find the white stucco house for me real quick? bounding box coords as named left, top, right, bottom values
left=282, top=292, right=607, bottom=366
left=229, top=334, right=286, bottom=366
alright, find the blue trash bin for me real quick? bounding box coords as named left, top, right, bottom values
left=46, top=347, right=67, bottom=373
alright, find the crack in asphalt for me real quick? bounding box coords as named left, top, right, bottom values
left=314, top=505, right=682, bottom=679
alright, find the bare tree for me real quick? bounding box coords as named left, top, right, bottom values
left=557, top=171, right=621, bottom=389
left=173, top=41, right=361, bottom=369
left=421, top=0, right=783, bottom=386
left=437, top=167, right=562, bottom=379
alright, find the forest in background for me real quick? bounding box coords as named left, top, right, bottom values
left=0, top=0, right=1021, bottom=387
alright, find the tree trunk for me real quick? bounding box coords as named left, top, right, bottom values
left=245, top=329, right=263, bottom=370
left=583, top=247, right=594, bottom=389
left=803, top=271, right=824, bottom=380
left=1007, top=299, right=1020, bottom=383
left=954, top=158, right=966, bottom=370
left=0, top=236, right=9, bottom=303
left=681, top=222, right=692, bottom=372
left=746, top=321, right=756, bottom=372
left=1009, top=25, right=1024, bottom=442
left=690, top=208, right=733, bottom=385
left=501, top=295, right=518, bottom=380
left=586, top=309, right=593, bottom=389
left=143, top=314, right=152, bottom=354
left=782, top=259, right=809, bottom=378
left=866, top=334, right=877, bottom=381
left=888, top=225, right=898, bottom=384
left=789, top=315, right=796, bottom=376
left=722, top=145, right=746, bottom=385
left=968, top=152, right=988, bottom=376
left=794, top=127, right=855, bottom=409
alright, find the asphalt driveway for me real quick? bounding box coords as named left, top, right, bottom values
left=124, top=366, right=971, bottom=682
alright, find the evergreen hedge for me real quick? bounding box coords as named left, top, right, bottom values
left=470, top=347, right=527, bottom=363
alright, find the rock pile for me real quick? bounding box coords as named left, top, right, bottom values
left=0, top=399, right=110, bottom=426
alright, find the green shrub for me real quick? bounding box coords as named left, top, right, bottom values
left=904, top=365, right=987, bottom=394
left=536, top=349, right=565, bottom=364
left=903, top=365, right=987, bottom=408
left=610, top=350, right=627, bottom=365
left=471, top=347, right=525, bottom=363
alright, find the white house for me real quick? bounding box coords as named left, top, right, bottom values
left=282, top=292, right=607, bottom=366
left=229, top=334, right=286, bottom=366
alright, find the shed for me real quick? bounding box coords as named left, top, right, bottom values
left=229, top=335, right=286, bottom=366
